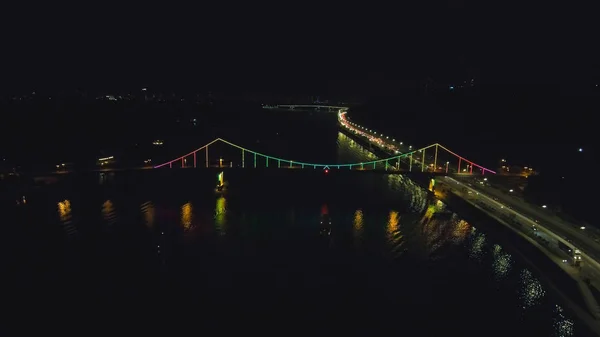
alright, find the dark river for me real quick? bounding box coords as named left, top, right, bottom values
left=1, top=110, right=589, bottom=336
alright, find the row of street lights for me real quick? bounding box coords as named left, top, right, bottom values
left=339, top=112, right=413, bottom=151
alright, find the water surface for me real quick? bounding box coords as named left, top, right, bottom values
left=2, top=112, right=588, bottom=336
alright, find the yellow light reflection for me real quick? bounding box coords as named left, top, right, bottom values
left=387, top=210, right=404, bottom=255
left=387, top=210, right=399, bottom=236
left=423, top=204, right=437, bottom=221
left=215, top=197, right=227, bottom=234
left=102, top=200, right=116, bottom=226
left=451, top=220, right=471, bottom=243
left=353, top=209, right=364, bottom=245
left=141, top=201, right=155, bottom=228
left=181, top=202, right=193, bottom=230
left=421, top=205, right=447, bottom=255
left=353, top=209, right=364, bottom=234
left=102, top=200, right=114, bottom=219
left=58, top=200, right=71, bottom=221
left=428, top=178, right=435, bottom=192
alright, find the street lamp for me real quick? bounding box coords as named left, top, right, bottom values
left=542, top=205, right=547, bottom=208
left=509, top=189, right=513, bottom=192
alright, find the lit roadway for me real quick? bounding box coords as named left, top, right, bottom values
left=338, top=109, right=600, bottom=319
left=439, top=177, right=600, bottom=328
left=338, top=111, right=430, bottom=169
left=338, top=110, right=600, bottom=278
left=451, top=176, right=600, bottom=285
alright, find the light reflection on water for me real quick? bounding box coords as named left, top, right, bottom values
left=48, top=184, right=585, bottom=336
left=469, top=228, right=487, bottom=261
left=32, top=128, right=585, bottom=336
left=181, top=202, right=193, bottom=231
left=451, top=220, right=471, bottom=244
left=140, top=201, right=155, bottom=229
left=214, top=197, right=227, bottom=235
left=353, top=209, right=364, bottom=247
left=386, top=210, right=404, bottom=257
left=387, top=210, right=399, bottom=237
left=492, top=244, right=513, bottom=282
left=336, top=132, right=377, bottom=164
left=337, top=131, right=581, bottom=336
left=387, top=174, right=428, bottom=213
left=101, top=200, right=116, bottom=227
left=57, top=199, right=77, bottom=237
left=519, top=269, right=546, bottom=310
left=555, top=305, right=576, bottom=337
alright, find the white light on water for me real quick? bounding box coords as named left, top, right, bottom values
left=469, top=233, right=486, bottom=260
left=519, top=269, right=545, bottom=310
left=553, top=305, right=575, bottom=337
left=492, top=244, right=513, bottom=281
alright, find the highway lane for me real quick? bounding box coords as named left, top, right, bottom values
left=439, top=177, right=600, bottom=324
left=444, top=176, right=600, bottom=286
left=338, top=112, right=435, bottom=169
left=471, top=179, right=600, bottom=242
left=339, top=110, right=600, bottom=321
left=339, top=111, right=598, bottom=259
left=457, top=177, right=600, bottom=263
left=340, top=110, right=600, bottom=260
left=441, top=180, right=580, bottom=272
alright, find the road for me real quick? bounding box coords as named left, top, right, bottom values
left=444, top=176, right=600, bottom=290
left=339, top=111, right=600, bottom=325
left=470, top=177, right=600, bottom=242
left=338, top=111, right=434, bottom=169
left=456, top=177, right=600, bottom=263
left=438, top=177, right=600, bottom=327
left=339, top=110, right=600, bottom=282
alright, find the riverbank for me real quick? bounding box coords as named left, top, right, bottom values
left=338, top=115, right=600, bottom=334
left=436, top=184, right=600, bottom=333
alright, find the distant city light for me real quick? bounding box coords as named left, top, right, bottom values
left=578, top=148, right=583, bottom=152
left=542, top=205, right=547, bottom=208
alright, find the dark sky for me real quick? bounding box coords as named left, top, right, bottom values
left=4, top=2, right=597, bottom=92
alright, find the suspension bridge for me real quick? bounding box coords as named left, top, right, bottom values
left=153, top=137, right=496, bottom=175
